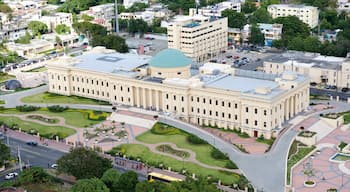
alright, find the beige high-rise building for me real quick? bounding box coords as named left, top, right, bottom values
left=263, top=52, right=350, bottom=88
left=47, top=47, right=310, bottom=139
left=267, top=4, right=319, bottom=28
left=167, top=14, right=228, bottom=62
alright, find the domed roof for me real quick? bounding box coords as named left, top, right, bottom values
left=5, top=79, right=21, bottom=90
left=149, top=49, right=192, bottom=68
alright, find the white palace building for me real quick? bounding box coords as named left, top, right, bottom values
left=47, top=47, right=310, bottom=138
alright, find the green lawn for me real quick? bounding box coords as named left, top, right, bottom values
left=121, top=144, right=241, bottom=185
left=0, top=116, right=75, bottom=138
left=21, top=92, right=110, bottom=105
left=0, top=108, right=109, bottom=127
left=24, top=66, right=47, bottom=72
left=137, top=131, right=228, bottom=168
left=287, top=141, right=315, bottom=185
left=0, top=100, right=4, bottom=104
left=0, top=72, right=15, bottom=83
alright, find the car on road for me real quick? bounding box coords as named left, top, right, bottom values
left=226, top=55, right=232, bottom=58
left=5, top=172, right=18, bottom=180
left=325, top=85, right=331, bottom=89
left=330, top=85, right=337, bottom=89
left=310, top=82, right=317, bottom=86
left=26, top=141, right=38, bottom=146
left=342, top=88, right=349, bottom=92
left=209, top=59, right=217, bottom=63
left=233, top=56, right=240, bottom=59
left=51, top=164, right=58, bottom=169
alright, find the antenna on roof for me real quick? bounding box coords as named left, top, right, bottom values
left=115, top=0, right=119, bottom=34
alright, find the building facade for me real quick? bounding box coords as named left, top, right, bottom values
left=267, top=4, right=319, bottom=28
left=48, top=47, right=310, bottom=139
left=167, top=14, right=228, bottom=62
left=263, top=51, right=350, bottom=88
left=189, top=0, right=241, bottom=17
left=41, top=12, right=73, bottom=32
left=80, top=3, right=115, bottom=30
left=123, top=0, right=149, bottom=9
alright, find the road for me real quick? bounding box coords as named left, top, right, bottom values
left=310, top=87, right=350, bottom=101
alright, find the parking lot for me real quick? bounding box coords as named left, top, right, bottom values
left=126, top=36, right=168, bottom=56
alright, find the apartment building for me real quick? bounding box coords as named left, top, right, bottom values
left=167, top=14, right=228, bottom=62
left=267, top=4, right=319, bottom=28
left=47, top=47, right=309, bottom=139
left=41, top=12, right=73, bottom=32
left=80, top=3, right=115, bottom=30
left=189, top=0, right=241, bottom=17
left=263, top=51, right=350, bottom=88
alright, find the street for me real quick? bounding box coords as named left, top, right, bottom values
left=310, top=87, right=350, bottom=101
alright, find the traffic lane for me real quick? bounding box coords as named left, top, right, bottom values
left=310, top=87, right=350, bottom=101
left=8, top=137, right=65, bottom=167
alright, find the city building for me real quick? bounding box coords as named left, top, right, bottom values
left=189, top=0, right=241, bottom=17
left=167, top=13, right=228, bottom=62
left=242, top=23, right=283, bottom=46
left=80, top=3, right=115, bottom=30
left=0, top=23, right=28, bottom=41
left=263, top=51, right=350, bottom=88
left=267, top=4, right=319, bottom=28
left=123, top=0, right=149, bottom=9
left=47, top=47, right=310, bottom=139
left=41, top=12, right=73, bottom=32
left=227, top=27, right=242, bottom=45
left=6, top=39, right=54, bottom=57
left=337, top=2, right=350, bottom=13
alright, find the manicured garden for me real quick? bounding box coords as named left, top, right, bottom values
left=156, top=144, right=190, bottom=159
left=287, top=140, right=316, bottom=185
left=0, top=107, right=109, bottom=127
left=136, top=123, right=237, bottom=169
left=112, top=144, right=241, bottom=185
left=0, top=116, right=75, bottom=139
left=21, top=92, right=110, bottom=105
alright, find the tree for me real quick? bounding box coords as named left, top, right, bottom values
left=0, top=142, right=10, bottom=167
left=303, top=36, right=321, bottom=52
left=128, top=19, right=149, bottom=36
left=222, top=9, right=247, bottom=29
left=28, top=21, right=48, bottom=35
left=55, top=24, right=70, bottom=34
left=57, top=147, right=112, bottom=179
left=101, top=168, right=119, bottom=191
left=116, top=171, right=138, bottom=192
left=0, top=3, right=12, bottom=13
left=55, top=36, right=62, bottom=47
left=81, top=14, right=94, bottom=22
left=72, top=22, right=107, bottom=38
left=274, top=16, right=310, bottom=39
left=287, top=36, right=304, bottom=51
left=15, top=31, right=32, bottom=44
left=17, top=167, right=53, bottom=185
left=71, top=178, right=110, bottom=192
left=272, top=39, right=284, bottom=49
left=47, top=0, right=61, bottom=5
left=249, top=8, right=273, bottom=24
left=249, top=25, right=265, bottom=45
left=242, top=0, right=257, bottom=14
left=91, top=34, right=129, bottom=53
left=125, top=2, right=149, bottom=12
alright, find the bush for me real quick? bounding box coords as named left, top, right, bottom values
left=16, top=105, right=40, bottom=112
left=339, top=141, right=347, bottom=151
left=187, top=135, right=207, bottom=144
left=211, top=148, right=228, bottom=160
left=225, top=161, right=238, bottom=169
left=150, top=123, right=183, bottom=135
left=87, top=110, right=108, bottom=121
left=47, top=105, right=68, bottom=112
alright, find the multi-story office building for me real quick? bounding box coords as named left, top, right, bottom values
left=263, top=51, right=350, bottom=88
left=167, top=13, right=228, bottom=62
left=47, top=47, right=310, bottom=138
left=241, top=23, right=283, bottom=46
left=267, top=4, right=319, bottom=28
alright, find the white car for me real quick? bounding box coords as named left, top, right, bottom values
left=5, top=172, right=18, bottom=180
left=51, top=164, right=58, bottom=169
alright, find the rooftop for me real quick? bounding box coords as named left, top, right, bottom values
left=149, top=48, right=192, bottom=68
left=268, top=4, right=318, bottom=9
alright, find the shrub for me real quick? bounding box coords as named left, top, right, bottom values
left=16, top=105, right=40, bottom=112
left=339, top=141, right=347, bottom=151
left=47, top=105, right=68, bottom=112
left=150, top=123, right=183, bottom=135
left=211, top=148, right=228, bottom=160
left=225, top=161, right=238, bottom=169
left=187, top=135, right=207, bottom=144
left=87, top=110, right=108, bottom=121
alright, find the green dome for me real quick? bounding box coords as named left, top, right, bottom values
left=149, top=49, right=192, bottom=68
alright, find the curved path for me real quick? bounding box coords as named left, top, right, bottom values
left=135, top=141, right=241, bottom=174
left=2, top=87, right=350, bottom=191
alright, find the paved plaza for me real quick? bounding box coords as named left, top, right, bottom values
left=291, top=123, right=350, bottom=191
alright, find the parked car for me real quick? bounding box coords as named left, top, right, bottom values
left=330, top=85, right=337, bottom=89
left=26, top=141, right=38, bottom=146
left=233, top=55, right=240, bottom=59
left=226, top=55, right=232, bottom=58
left=310, top=82, right=317, bottom=86
left=209, top=59, right=217, bottom=63
left=51, top=164, right=58, bottom=169
left=325, top=85, right=331, bottom=89
left=341, top=88, right=349, bottom=92
left=5, top=172, right=18, bottom=180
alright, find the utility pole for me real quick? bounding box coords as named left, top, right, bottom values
left=115, top=0, right=119, bottom=34
left=18, top=146, right=22, bottom=172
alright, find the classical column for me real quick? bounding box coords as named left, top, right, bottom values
left=142, top=88, right=147, bottom=108
left=156, top=90, right=160, bottom=111
left=291, top=95, right=295, bottom=117
left=149, top=89, right=153, bottom=109
left=136, top=87, right=140, bottom=107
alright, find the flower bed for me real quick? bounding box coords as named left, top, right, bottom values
left=304, top=180, right=316, bottom=187
left=27, top=115, right=58, bottom=124
left=298, top=130, right=316, bottom=138
left=156, top=144, right=190, bottom=158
